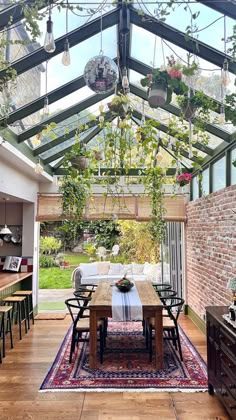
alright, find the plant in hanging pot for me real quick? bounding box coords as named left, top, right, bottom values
left=175, top=172, right=192, bottom=187
left=140, top=68, right=188, bottom=109
left=107, top=94, right=132, bottom=119
left=177, top=91, right=213, bottom=121
left=65, top=142, right=90, bottom=171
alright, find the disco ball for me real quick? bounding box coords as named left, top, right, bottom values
left=84, top=55, right=119, bottom=94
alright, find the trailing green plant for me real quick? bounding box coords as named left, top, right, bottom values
left=225, top=93, right=236, bottom=126
left=177, top=90, right=215, bottom=122
left=143, top=166, right=167, bottom=243
left=59, top=177, right=90, bottom=220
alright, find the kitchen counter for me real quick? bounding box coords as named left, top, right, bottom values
left=0, top=272, right=33, bottom=292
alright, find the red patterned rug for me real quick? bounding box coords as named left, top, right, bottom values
left=40, top=321, right=208, bottom=392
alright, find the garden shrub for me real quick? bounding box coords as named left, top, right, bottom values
left=40, top=236, right=62, bottom=255
left=39, top=255, right=57, bottom=268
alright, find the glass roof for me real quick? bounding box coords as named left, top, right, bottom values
left=1, top=0, right=235, bottom=176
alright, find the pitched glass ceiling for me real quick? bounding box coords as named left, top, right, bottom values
left=1, top=0, right=235, bottom=176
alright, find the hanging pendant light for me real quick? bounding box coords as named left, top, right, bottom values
left=44, top=6, right=56, bottom=53
left=34, top=159, right=44, bottom=174
left=221, top=58, right=230, bottom=87
left=0, top=198, right=12, bottom=235
left=62, top=2, right=71, bottom=66
left=122, top=67, right=129, bottom=90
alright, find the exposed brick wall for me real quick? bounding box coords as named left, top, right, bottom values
left=186, top=185, right=236, bottom=320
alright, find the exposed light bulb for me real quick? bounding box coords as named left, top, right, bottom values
left=32, top=133, right=41, bottom=147
left=62, top=39, right=71, bottom=66
left=43, top=96, right=49, bottom=117
left=34, top=162, right=44, bottom=174
left=122, top=67, right=129, bottom=90
left=218, top=105, right=226, bottom=124
left=221, top=59, right=230, bottom=87
left=44, top=16, right=56, bottom=53
left=156, top=153, right=163, bottom=162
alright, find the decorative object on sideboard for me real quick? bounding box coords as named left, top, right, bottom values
left=223, top=277, right=236, bottom=327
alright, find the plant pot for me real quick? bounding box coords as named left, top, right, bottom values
left=94, top=151, right=103, bottom=161
left=182, top=103, right=197, bottom=120
left=148, top=85, right=167, bottom=108
left=177, top=181, right=189, bottom=187
left=70, top=156, right=89, bottom=170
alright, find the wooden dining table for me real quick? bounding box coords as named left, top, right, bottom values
left=89, top=280, right=163, bottom=369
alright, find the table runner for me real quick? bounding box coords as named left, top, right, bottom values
left=112, top=283, right=143, bottom=321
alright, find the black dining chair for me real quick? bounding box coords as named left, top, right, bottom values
left=65, top=297, right=105, bottom=364
left=148, top=297, right=185, bottom=362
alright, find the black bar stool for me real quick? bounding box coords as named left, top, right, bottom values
left=12, top=290, right=34, bottom=330
left=0, top=305, right=13, bottom=358
left=2, top=296, right=28, bottom=340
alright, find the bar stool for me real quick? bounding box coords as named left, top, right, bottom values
left=1, top=296, right=28, bottom=340
left=0, top=306, right=14, bottom=357
left=12, top=291, right=34, bottom=330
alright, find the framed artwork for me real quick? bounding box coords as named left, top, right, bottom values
left=3, top=256, right=22, bottom=272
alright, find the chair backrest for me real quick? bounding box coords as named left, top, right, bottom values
left=159, top=289, right=177, bottom=305
left=65, top=297, right=91, bottom=322
left=163, top=297, right=185, bottom=324
left=96, top=246, right=107, bottom=258
left=111, top=244, right=120, bottom=256
left=74, top=284, right=97, bottom=298
left=153, top=283, right=172, bottom=295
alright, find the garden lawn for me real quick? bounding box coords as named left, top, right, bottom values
left=39, top=253, right=90, bottom=289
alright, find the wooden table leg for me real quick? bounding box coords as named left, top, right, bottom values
left=154, top=309, right=163, bottom=369
left=89, top=309, right=97, bottom=369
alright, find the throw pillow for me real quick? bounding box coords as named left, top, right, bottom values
left=108, top=263, right=123, bottom=275
left=149, top=263, right=162, bottom=281
left=80, top=263, right=98, bottom=277
left=96, top=261, right=110, bottom=275
left=143, top=262, right=152, bottom=275
left=131, top=262, right=144, bottom=275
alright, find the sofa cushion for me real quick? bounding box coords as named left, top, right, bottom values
left=80, top=263, right=98, bottom=277
left=96, top=261, right=110, bottom=275
left=131, top=263, right=144, bottom=275
left=108, top=263, right=123, bottom=275
left=149, top=263, right=162, bottom=282
left=126, top=274, right=147, bottom=281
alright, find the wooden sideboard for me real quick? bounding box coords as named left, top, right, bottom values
left=206, top=306, right=236, bottom=420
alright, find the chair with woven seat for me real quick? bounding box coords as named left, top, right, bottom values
left=148, top=297, right=185, bottom=361
left=1, top=296, right=28, bottom=340
left=65, top=297, right=105, bottom=364
left=12, top=290, right=34, bottom=330
left=74, top=284, right=97, bottom=299
left=0, top=305, right=14, bottom=358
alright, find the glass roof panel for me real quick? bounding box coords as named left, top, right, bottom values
left=5, top=1, right=116, bottom=61
left=132, top=3, right=235, bottom=58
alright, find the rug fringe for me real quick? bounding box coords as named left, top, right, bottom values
left=39, top=388, right=208, bottom=393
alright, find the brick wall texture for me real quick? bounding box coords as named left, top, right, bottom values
left=186, top=184, right=236, bottom=320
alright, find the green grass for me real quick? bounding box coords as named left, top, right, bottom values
left=39, top=253, right=90, bottom=289
left=38, top=302, right=66, bottom=310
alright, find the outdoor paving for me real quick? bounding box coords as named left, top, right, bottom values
left=38, top=288, right=74, bottom=313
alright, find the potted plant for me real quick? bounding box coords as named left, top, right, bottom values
left=68, top=144, right=89, bottom=170
left=177, top=91, right=213, bottom=120
left=176, top=172, right=192, bottom=187
left=107, top=94, right=132, bottom=119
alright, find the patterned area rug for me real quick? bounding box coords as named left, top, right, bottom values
left=40, top=321, right=208, bottom=392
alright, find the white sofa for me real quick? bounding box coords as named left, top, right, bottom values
left=72, top=261, right=165, bottom=290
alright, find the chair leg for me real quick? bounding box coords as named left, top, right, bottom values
left=99, top=325, right=104, bottom=364
left=176, top=328, right=183, bottom=361
left=149, top=325, right=153, bottom=362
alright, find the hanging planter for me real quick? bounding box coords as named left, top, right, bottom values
left=176, top=173, right=192, bottom=187
left=181, top=102, right=197, bottom=120
left=148, top=84, right=167, bottom=108
left=93, top=150, right=103, bottom=161
left=70, top=156, right=89, bottom=170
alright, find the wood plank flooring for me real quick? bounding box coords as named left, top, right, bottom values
left=0, top=315, right=229, bottom=420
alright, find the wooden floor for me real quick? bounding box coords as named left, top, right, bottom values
left=0, top=315, right=229, bottom=420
